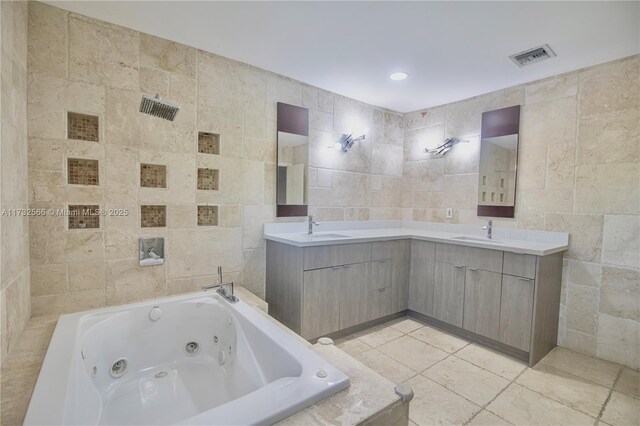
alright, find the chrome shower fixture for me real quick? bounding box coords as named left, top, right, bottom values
left=335, top=133, right=366, bottom=152
left=139, top=94, right=180, bottom=121
left=425, top=137, right=467, bottom=157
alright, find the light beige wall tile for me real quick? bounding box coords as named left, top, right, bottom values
left=544, top=214, right=603, bottom=262
left=602, top=215, right=640, bottom=268
left=579, top=56, right=639, bottom=117
left=600, top=266, right=640, bottom=322
left=27, top=2, right=67, bottom=77
left=575, top=162, right=639, bottom=214
left=596, top=313, right=640, bottom=369
left=577, top=108, right=639, bottom=165
left=30, top=264, right=68, bottom=296
left=566, top=284, right=598, bottom=334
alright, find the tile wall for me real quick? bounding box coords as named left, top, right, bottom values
left=402, top=55, right=639, bottom=368
left=26, top=2, right=403, bottom=314
left=0, top=0, right=30, bottom=360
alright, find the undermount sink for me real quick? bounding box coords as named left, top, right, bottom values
left=451, top=236, right=503, bottom=243
left=306, top=233, right=350, bottom=239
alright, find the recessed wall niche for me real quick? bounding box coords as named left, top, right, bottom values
left=67, top=158, right=99, bottom=185
left=141, top=205, right=166, bottom=228
left=140, top=164, right=167, bottom=188
left=198, top=132, right=220, bottom=155
left=68, top=112, right=99, bottom=142
left=68, top=205, right=100, bottom=229
left=197, top=206, right=219, bottom=226
left=197, top=168, right=219, bottom=191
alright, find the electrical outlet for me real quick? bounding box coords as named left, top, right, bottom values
left=445, top=208, right=453, bottom=219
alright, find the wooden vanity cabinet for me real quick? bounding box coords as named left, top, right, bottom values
left=267, top=238, right=563, bottom=365
left=267, top=240, right=410, bottom=341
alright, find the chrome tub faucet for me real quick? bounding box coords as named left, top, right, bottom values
left=203, top=266, right=239, bottom=303
left=308, top=216, right=320, bottom=235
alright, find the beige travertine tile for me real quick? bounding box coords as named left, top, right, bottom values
left=567, top=260, right=602, bottom=288
left=596, top=314, right=640, bottom=370
left=378, top=335, right=449, bottom=372
left=356, top=349, right=417, bottom=384
left=577, top=108, right=639, bottom=166
left=579, top=57, right=639, bottom=117
left=335, top=337, right=372, bottom=357
left=408, top=325, right=469, bottom=353
left=423, top=356, right=510, bottom=406
left=30, top=264, right=68, bottom=296
left=600, top=266, right=640, bottom=322
left=405, top=374, right=480, bottom=425
left=467, top=409, right=512, bottom=426
left=516, top=364, right=610, bottom=417
left=562, top=330, right=597, bottom=357
left=454, top=344, right=527, bottom=380
left=357, top=325, right=404, bottom=348
left=139, top=33, right=196, bottom=78
left=27, top=2, right=67, bottom=77
left=566, top=284, right=599, bottom=335
left=445, top=91, right=501, bottom=138
left=615, top=368, right=640, bottom=399
left=544, top=214, right=603, bottom=262
left=389, top=317, right=424, bottom=334
left=487, top=383, right=595, bottom=425
left=575, top=162, right=640, bottom=215
left=601, top=392, right=640, bottom=426
left=539, top=347, right=621, bottom=387
left=602, top=215, right=640, bottom=268
left=520, top=96, right=577, bottom=146
left=525, top=74, right=578, bottom=104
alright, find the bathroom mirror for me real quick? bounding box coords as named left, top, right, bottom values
left=276, top=102, right=309, bottom=217
left=477, top=105, right=520, bottom=218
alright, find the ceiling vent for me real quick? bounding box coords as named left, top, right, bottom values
left=509, top=44, right=556, bottom=67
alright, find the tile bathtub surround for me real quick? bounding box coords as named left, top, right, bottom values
left=67, top=158, right=99, bottom=185
left=68, top=205, right=100, bottom=229
left=402, top=55, right=640, bottom=368
left=140, top=163, right=167, bottom=188
left=1, top=0, right=30, bottom=361
left=196, top=168, right=219, bottom=191
left=336, top=317, right=639, bottom=426
left=197, top=205, right=219, bottom=226
left=141, top=205, right=166, bottom=228
left=67, top=111, right=99, bottom=142
left=197, top=131, right=220, bottom=155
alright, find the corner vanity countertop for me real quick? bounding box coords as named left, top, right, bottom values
left=264, top=220, right=569, bottom=256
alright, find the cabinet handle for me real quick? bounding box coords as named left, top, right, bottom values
left=332, top=267, right=341, bottom=271
left=454, top=265, right=464, bottom=269
left=518, top=277, right=533, bottom=282
left=378, top=288, right=386, bottom=292
left=467, top=268, right=478, bottom=271
left=343, top=265, right=351, bottom=269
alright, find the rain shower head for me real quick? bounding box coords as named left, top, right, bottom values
left=139, top=94, right=180, bottom=121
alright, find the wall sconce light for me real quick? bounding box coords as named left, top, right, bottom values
left=330, top=133, right=366, bottom=152
left=425, top=137, right=468, bottom=157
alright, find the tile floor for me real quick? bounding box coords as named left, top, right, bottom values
left=336, top=317, right=640, bottom=426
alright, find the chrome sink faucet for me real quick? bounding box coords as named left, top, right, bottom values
left=202, top=266, right=238, bottom=303
left=308, top=216, right=320, bottom=235
left=482, top=220, right=493, bottom=239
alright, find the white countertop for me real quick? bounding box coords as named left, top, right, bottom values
left=264, top=220, right=569, bottom=256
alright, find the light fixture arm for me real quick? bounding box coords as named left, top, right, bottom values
left=425, top=137, right=467, bottom=157
left=338, top=133, right=366, bottom=152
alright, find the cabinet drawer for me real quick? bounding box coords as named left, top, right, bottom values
left=372, top=240, right=409, bottom=261
left=303, top=243, right=371, bottom=270
left=503, top=252, right=537, bottom=279
left=435, top=243, right=503, bottom=273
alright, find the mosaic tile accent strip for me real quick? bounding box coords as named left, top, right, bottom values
left=141, top=205, right=166, bottom=228
left=68, top=205, right=100, bottom=229
left=140, top=164, right=167, bottom=188
left=67, top=158, right=99, bottom=185
left=197, top=206, right=219, bottom=226
left=197, top=168, right=219, bottom=191
left=68, top=112, right=99, bottom=142
left=198, top=132, right=220, bottom=155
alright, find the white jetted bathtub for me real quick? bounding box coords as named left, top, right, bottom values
left=24, top=292, right=350, bottom=425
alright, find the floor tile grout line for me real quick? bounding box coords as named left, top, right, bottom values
left=467, top=368, right=529, bottom=425
left=595, top=367, right=623, bottom=424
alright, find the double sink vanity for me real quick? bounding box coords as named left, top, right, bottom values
left=265, top=220, right=568, bottom=366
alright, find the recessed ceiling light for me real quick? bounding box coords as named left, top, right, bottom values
left=390, top=72, right=408, bottom=81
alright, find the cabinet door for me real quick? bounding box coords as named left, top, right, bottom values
left=409, top=240, right=436, bottom=316
left=463, top=269, right=502, bottom=340
left=339, top=262, right=372, bottom=329
left=433, top=262, right=466, bottom=327
left=301, top=267, right=341, bottom=340
left=499, top=274, right=534, bottom=352
left=392, top=240, right=411, bottom=313
left=370, top=259, right=394, bottom=319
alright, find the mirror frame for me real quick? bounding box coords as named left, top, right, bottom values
left=477, top=105, right=521, bottom=218
left=276, top=102, right=309, bottom=217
